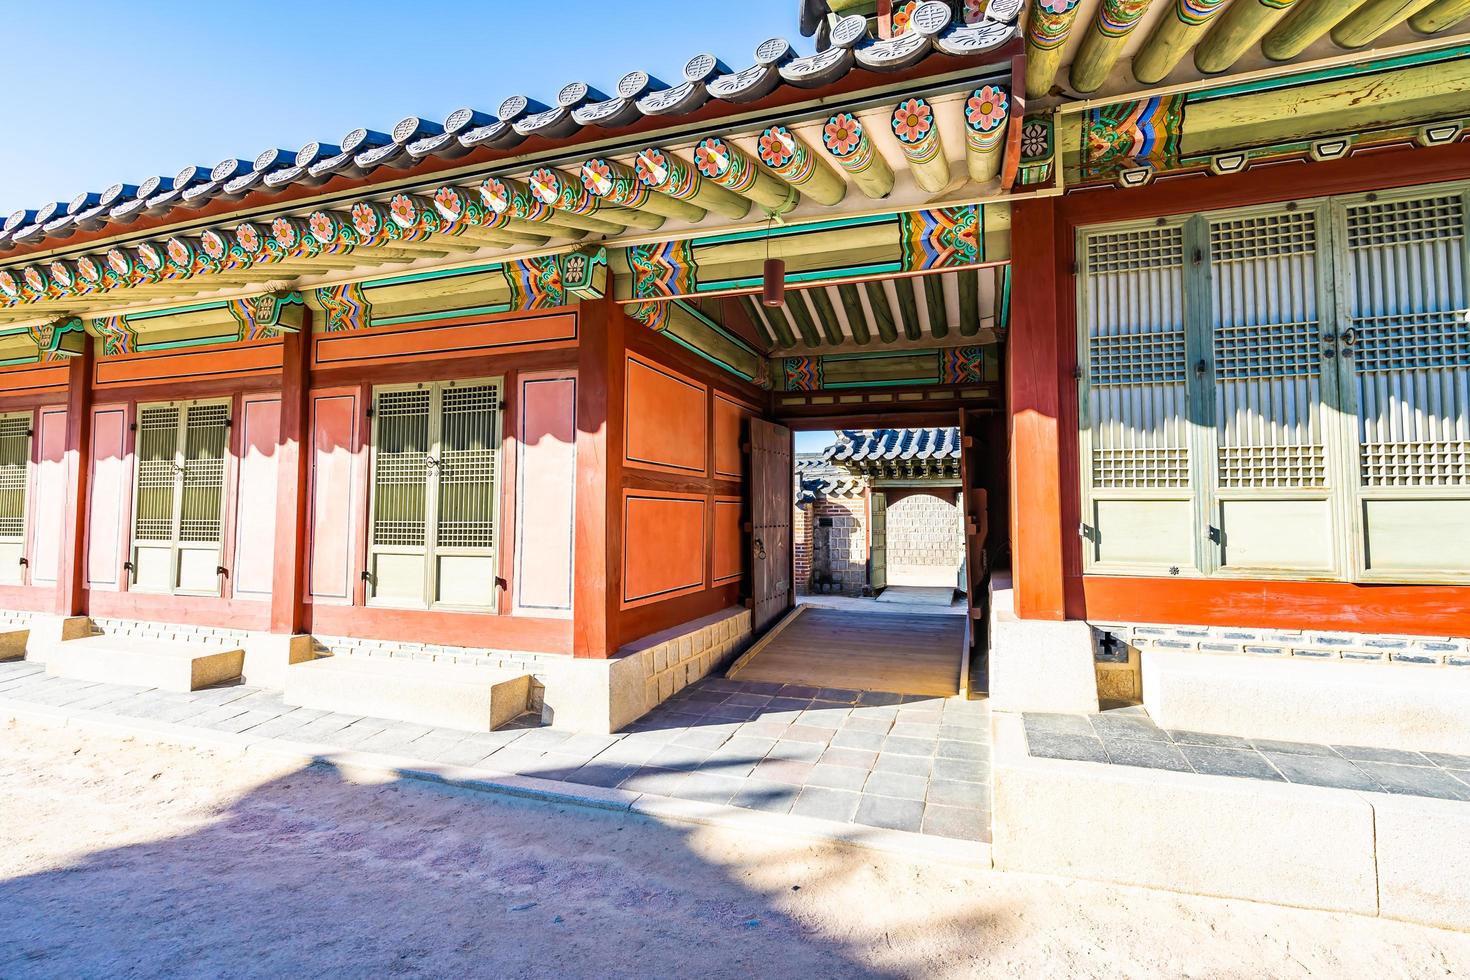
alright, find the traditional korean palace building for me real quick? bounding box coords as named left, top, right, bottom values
left=0, top=0, right=1467, bottom=742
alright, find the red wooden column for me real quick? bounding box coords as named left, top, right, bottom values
left=270, top=316, right=312, bottom=634
left=1007, top=197, right=1067, bottom=621
left=572, top=298, right=626, bottom=658
left=55, top=341, right=95, bottom=617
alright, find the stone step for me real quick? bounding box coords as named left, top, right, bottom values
left=0, top=627, right=28, bottom=661
left=45, top=635, right=244, bottom=692
left=284, top=656, right=532, bottom=733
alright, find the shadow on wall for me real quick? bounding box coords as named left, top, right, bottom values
left=0, top=754, right=999, bottom=977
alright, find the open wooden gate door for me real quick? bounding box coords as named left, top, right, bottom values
left=749, top=419, right=793, bottom=634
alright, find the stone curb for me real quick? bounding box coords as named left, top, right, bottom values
left=0, top=694, right=993, bottom=870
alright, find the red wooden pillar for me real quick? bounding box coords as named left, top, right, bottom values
left=270, top=315, right=312, bottom=634
left=55, top=341, right=95, bottom=617
left=572, top=298, right=626, bottom=658
left=1007, top=197, right=1067, bottom=621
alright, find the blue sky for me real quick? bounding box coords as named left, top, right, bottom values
left=2, top=1, right=813, bottom=215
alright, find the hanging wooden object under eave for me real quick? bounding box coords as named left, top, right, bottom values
left=1132, top=0, right=1232, bottom=83
left=1025, top=0, right=1085, bottom=96
left=1411, top=0, right=1470, bottom=31
left=1071, top=0, right=1158, bottom=93
left=1332, top=0, right=1438, bottom=45
left=1262, top=0, right=1369, bottom=59
left=1195, top=0, right=1302, bottom=74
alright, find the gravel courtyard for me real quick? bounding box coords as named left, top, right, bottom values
left=2, top=720, right=1467, bottom=979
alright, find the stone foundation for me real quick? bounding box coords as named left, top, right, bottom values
left=1090, top=620, right=1470, bottom=669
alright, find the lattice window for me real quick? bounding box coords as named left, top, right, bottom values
left=436, top=384, right=498, bottom=550
left=134, top=405, right=181, bottom=543
left=1083, top=225, right=1190, bottom=488
left=372, top=388, right=430, bottom=548
left=1210, top=209, right=1326, bottom=489
left=0, top=415, right=29, bottom=541
left=179, top=404, right=227, bottom=544
left=368, top=379, right=501, bottom=608
left=1345, top=194, right=1470, bottom=488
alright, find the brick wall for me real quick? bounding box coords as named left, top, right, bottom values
left=799, top=494, right=868, bottom=595
left=1091, top=620, right=1470, bottom=668
left=884, top=490, right=963, bottom=587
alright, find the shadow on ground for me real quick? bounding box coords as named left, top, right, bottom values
left=0, top=744, right=999, bottom=979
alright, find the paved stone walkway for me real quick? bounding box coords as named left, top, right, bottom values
left=1024, top=706, right=1470, bottom=802
left=0, top=660, right=991, bottom=842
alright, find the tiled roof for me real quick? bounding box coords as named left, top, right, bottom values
left=826, top=426, right=960, bottom=463
left=0, top=1, right=1020, bottom=258
left=796, top=453, right=865, bottom=503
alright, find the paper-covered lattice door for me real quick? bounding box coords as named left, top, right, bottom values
left=131, top=401, right=229, bottom=595
left=1337, top=190, right=1470, bottom=583
left=0, top=413, right=30, bottom=586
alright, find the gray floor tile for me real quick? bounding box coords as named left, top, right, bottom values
left=854, top=794, right=925, bottom=833
left=872, top=752, right=934, bottom=777
left=1422, top=752, right=1470, bottom=771
left=514, top=728, right=575, bottom=752
left=646, top=744, right=714, bottom=771
left=841, top=716, right=894, bottom=734
left=784, top=724, right=837, bottom=744
left=478, top=747, right=546, bottom=772
left=1250, top=739, right=1338, bottom=758
left=935, top=739, right=986, bottom=761
left=1025, top=731, right=1107, bottom=764
left=739, top=721, right=792, bottom=740
left=1102, top=737, right=1192, bottom=773
left=890, top=722, right=941, bottom=740
left=188, top=705, right=252, bottom=729
left=790, top=786, right=861, bottom=822
left=190, top=685, right=254, bottom=707
left=724, top=693, right=774, bottom=708
left=1089, top=712, right=1168, bottom=742
left=816, top=688, right=862, bottom=704
left=558, top=733, right=622, bottom=756
left=925, top=778, right=990, bottom=808
left=751, top=758, right=813, bottom=785
left=673, top=728, right=734, bottom=750
left=1354, top=761, right=1470, bottom=801
left=671, top=772, right=745, bottom=805
left=805, top=764, right=869, bottom=791
left=883, top=735, right=937, bottom=757
left=764, top=697, right=813, bottom=712
left=620, top=767, right=688, bottom=796
left=1022, top=712, right=1095, bottom=739
left=1167, top=729, right=1253, bottom=750
left=715, top=735, right=777, bottom=758
left=1180, top=745, right=1283, bottom=781
left=797, top=707, right=851, bottom=729
left=1265, top=752, right=1381, bottom=792
left=932, top=757, right=989, bottom=783
left=700, top=750, right=760, bottom=779
left=729, top=778, right=799, bottom=814
left=856, top=691, right=903, bottom=707
left=938, top=724, right=988, bottom=743
left=819, top=747, right=877, bottom=770
left=209, top=709, right=282, bottom=734
left=566, top=764, right=637, bottom=789
left=767, top=740, right=824, bottom=764
left=921, top=804, right=988, bottom=842
left=1332, top=745, right=1434, bottom=766
left=830, top=729, right=886, bottom=751
left=862, top=770, right=928, bottom=801
left=433, top=740, right=498, bottom=768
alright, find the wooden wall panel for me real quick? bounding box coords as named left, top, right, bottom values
left=308, top=389, right=361, bottom=603
left=713, top=394, right=745, bottom=480
left=622, top=490, right=707, bottom=607
left=624, top=353, right=708, bottom=476
left=233, top=396, right=281, bottom=598
left=94, top=341, right=283, bottom=388
left=313, top=312, right=576, bottom=370
left=85, top=405, right=130, bottom=591
left=515, top=373, right=577, bottom=615
left=711, top=496, right=743, bottom=585
left=0, top=363, right=68, bottom=397
left=29, top=407, right=68, bottom=586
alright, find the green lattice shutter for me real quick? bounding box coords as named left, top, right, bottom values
left=368, top=379, right=501, bottom=609
left=1204, top=206, right=1342, bottom=576
left=131, top=401, right=229, bottom=595
left=1078, top=221, right=1200, bottom=574
left=0, top=413, right=31, bottom=585
left=1338, top=190, right=1470, bottom=583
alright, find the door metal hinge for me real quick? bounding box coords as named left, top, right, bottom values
left=1078, top=523, right=1094, bottom=540
left=1207, top=525, right=1222, bottom=544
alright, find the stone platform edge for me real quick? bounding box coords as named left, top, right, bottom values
left=0, top=694, right=990, bottom=871
left=991, top=711, right=1470, bottom=934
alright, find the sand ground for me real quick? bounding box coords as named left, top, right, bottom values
left=2, top=719, right=1467, bottom=979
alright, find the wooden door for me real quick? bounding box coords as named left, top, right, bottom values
left=868, top=491, right=887, bottom=591
left=750, top=419, right=793, bottom=633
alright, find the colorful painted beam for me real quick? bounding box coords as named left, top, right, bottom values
left=1262, top=0, right=1368, bottom=60
left=1025, top=0, right=1084, bottom=97
left=579, top=157, right=708, bottom=223
left=890, top=97, right=952, bottom=193
left=754, top=127, right=848, bottom=207
left=527, top=167, right=666, bottom=232
left=964, top=86, right=1010, bottom=183
left=1133, top=0, right=1231, bottom=82
left=819, top=113, right=895, bottom=199
left=689, top=137, right=797, bottom=212
left=631, top=148, right=751, bottom=220
left=1071, top=0, right=1157, bottom=93
left=479, top=176, right=624, bottom=236
left=1195, top=0, right=1301, bottom=74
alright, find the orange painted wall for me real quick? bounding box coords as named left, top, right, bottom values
left=514, top=372, right=577, bottom=615
left=233, top=396, right=281, bottom=599
left=29, top=407, right=68, bottom=588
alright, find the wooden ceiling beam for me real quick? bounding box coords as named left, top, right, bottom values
left=759, top=298, right=798, bottom=349
left=863, top=280, right=899, bottom=344
left=957, top=267, right=981, bottom=338
left=1332, top=0, right=1438, bottom=45
left=817, top=112, right=894, bottom=200
left=806, top=286, right=845, bottom=346
left=479, top=176, right=626, bottom=235
left=1196, top=0, right=1301, bottom=74
left=733, top=294, right=776, bottom=350
left=922, top=275, right=949, bottom=341
left=1071, top=0, right=1159, bottom=93
left=836, top=283, right=871, bottom=346
left=784, top=289, right=823, bottom=347
left=754, top=127, right=848, bottom=207
left=580, top=157, right=708, bottom=223
left=1263, top=0, right=1369, bottom=59
left=1412, top=0, right=1470, bottom=30
left=1025, top=0, right=1084, bottom=97
left=964, top=86, right=1010, bottom=184
left=631, top=147, right=751, bottom=220
left=528, top=166, right=666, bottom=232
left=1133, top=0, right=1232, bottom=83
left=684, top=137, right=798, bottom=213
left=893, top=276, right=922, bottom=341
left=890, top=98, right=952, bottom=193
